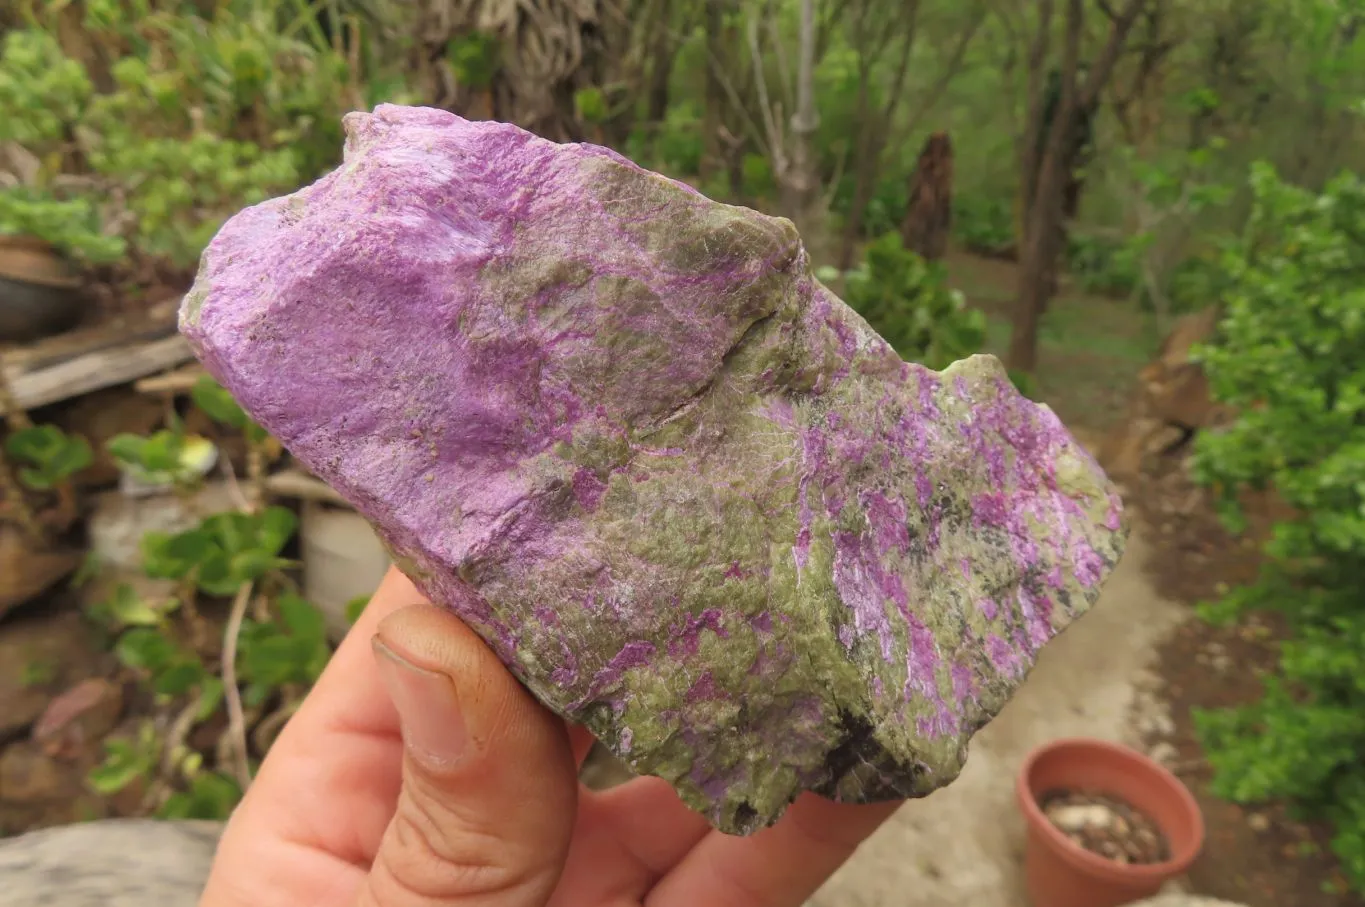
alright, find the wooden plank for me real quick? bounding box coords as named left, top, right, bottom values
left=265, top=469, right=349, bottom=506
left=3, top=297, right=181, bottom=370
left=135, top=363, right=208, bottom=395
left=3, top=332, right=194, bottom=415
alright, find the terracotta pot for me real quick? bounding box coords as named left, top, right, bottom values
left=0, top=236, right=85, bottom=343
left=1017, top=738, right=1205, bottom=907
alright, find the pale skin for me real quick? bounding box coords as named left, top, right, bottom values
left=199, top=566, right=902, bottom=907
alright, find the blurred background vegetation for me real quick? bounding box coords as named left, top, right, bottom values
left=2, top=1, right=1364, bottom=902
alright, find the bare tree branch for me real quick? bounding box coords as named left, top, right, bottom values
left=894, top=4, right=986, bottom=138
left=1080, top=0, right=1150, bottom=109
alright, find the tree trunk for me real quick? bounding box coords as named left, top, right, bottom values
left=1009, top=0, right=1083, bottom=374
left=701, top=0, right=726, bottom=178
left=782, top=0, right=821, bottom=228
left=784, top=0, right=821, bottom=221
left=835, top=63, right=877, bottom=270
left=901, top=132, right=954, bottom=262
left=1016, top=0, right=1055, bottom=253
left=1009, top=0, right=1149, bottom=372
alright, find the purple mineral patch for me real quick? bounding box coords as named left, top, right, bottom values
left=180, top=104, right=1127, bottom=835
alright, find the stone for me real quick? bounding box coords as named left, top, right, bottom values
left=0, top=818, right=223, bottom=907
left=87, top=482, right=238, bottom=572
left=179, top=104, right=1127, bottom=834
left=0, top=741, right=76, bottom=804
left=0, top=525, right=82, bottom=621
left=0, top=610, right=105, bottom=740
left=1099, top=307, right=1231, bottom=481
left=31, top=678, right=125, bottom=760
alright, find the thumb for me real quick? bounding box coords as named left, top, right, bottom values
left=357, top=603, right=578, bottom=907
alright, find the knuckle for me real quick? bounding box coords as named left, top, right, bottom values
left=372, top=789, right=545, bottom=904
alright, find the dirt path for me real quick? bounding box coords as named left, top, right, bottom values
left=810, top=528, right=1189, bottom=907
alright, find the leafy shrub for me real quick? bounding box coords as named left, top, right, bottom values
left=77, top=375, right=347, bottom=820
left=740, top=152, right=775, bottom=200
left=1165, top=252, right=1235, bottom=314
left=828, top=172, right=907, bottom=241
left=952, top=193, right=1014, bottom=257
left=1190, top=162, right=1365, bottom=892
left=5, top=425, right=92, bottom=490
left=1065, top=233, right=1139, bottom=297
left=844, top=232, right=986, bottom=370
left=653, top=102, right=704, bottom=177
left=0, top=2, right=412, bottom=274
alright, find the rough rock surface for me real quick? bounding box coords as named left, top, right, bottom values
left=179, top=104, right=1127, bottom=834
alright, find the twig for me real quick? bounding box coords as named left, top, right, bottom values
left=221, top=581, right=254, bottom=792
left=246, top=440, right=267, bottom=513
left=218, top=452, right=252, bottom=514
left=251, top=698, right=302, bottom=755
left=265, top=468, right=349, bottom=505
left=134, top=365, right=207, bottom=395
left=139, top=697, right=205, bottom=814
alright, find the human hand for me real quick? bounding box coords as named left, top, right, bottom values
left=200, top=567, right=900, bottom=907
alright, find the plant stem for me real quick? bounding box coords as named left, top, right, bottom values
left=221, top=581, right=254, bottom=791
left=246, top=437, right=267, bottom=513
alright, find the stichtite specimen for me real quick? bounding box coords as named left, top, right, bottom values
left=180, top=104, right=1126, bottom=834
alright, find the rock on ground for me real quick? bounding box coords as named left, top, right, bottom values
left=0, top=819, right=221, bottom=907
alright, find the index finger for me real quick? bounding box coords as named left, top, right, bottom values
left=645, top=794, right=901, bottom=907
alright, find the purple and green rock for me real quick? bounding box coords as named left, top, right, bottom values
left=180, top=105, right=1126, bottom=834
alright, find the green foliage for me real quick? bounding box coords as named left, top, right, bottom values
left=5, top=424, right=92, bottom=490
left=653, top=102, right=704, bottom=176
left=142, top=507, right=298, bottom=596
left=90, top=582, right=180, bottom=630
left=107, top=427, right=217, bottom=487
left=116, top=626, right=210, bottom=696
left=88, top=723, right=160, bottom=795
left=844, top=232, right=985, bottom=370
left=1191, top=161, right=1365, bottom=892
left=1166, top=252, right=1236, bottom=314
left=952, top=194, right=1014, bottom=257
left=84, top=377, right=336, bottom=820
left=445, top=31, right=500, bottom=89
left=159, top=771, right=242, bottom=820
left=191, top=376, right=268, bottom=442
left=829, top=172, right=907, bottom=240
left=740, top=152, right=775, bottom=200
left=574, top=86, right=608, bottom=125
left=1066, top=233, right=1139, bottom=298
left=237, top=593, right=330, bottom=705
left=20, top=658, right=57, bottom=688
left=0, top=187, right=125, bottom=264
left=1112, top=138, right=1236, bottom=313
left=0, top=1, right=411, bottom=272
left=344, top=594, right=370, bottom=625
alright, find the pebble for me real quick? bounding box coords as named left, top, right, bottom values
left=1049, top=803, right=1118, bottom=831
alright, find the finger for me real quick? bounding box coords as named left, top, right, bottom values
left=545, top=777, right=711, bottom=907
left=568, top=724, right=596, bottom=768
left=356, top=603, right=578, bottom=907
left=645, top=794, right=900, bottom=907
left=593, top=777, right=710, bottom=876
